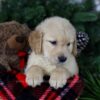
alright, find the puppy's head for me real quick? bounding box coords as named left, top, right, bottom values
left=29, top=17, right=77, bottom=64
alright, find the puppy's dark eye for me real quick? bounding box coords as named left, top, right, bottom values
left=67, top=43, right=70, bottom=46
left=49, top=41, right=57, bottom=45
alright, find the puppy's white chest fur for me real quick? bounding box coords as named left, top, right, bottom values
left=25, top=52, right=78, bottom=76
left=25, top=52, right=56, bottom=74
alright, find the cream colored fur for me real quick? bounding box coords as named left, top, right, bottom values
left=25, top=16, right=79, bottom=89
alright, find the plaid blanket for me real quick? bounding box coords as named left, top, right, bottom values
left=0, top=52, right=84, bottom=100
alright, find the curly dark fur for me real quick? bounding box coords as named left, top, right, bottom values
left=0, top=21, right=31, bottom=70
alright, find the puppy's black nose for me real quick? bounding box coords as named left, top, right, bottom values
left=58, top=56, right=67, bottom=63
left=16, top=36, right=25, bottom=43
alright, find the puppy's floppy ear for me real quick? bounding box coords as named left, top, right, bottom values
left=72, top=37, right=77, bottom=56
left=28, top=31, right=43, bottom=54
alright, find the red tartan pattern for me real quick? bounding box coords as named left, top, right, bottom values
left=0, top=51, right=84, bottom=100
left=0, top=71, right=84, bottom=100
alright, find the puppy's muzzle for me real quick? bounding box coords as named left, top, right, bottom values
left=58, top=56, right=67, bottom=63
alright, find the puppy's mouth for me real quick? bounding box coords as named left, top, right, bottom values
left=44, top=55, right=67, bottom=65
left=49, top=58, right=67, bottom=65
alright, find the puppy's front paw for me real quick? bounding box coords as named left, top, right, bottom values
left=49, top=67, right=70, bottom=89
left=25, top=66, right=44, bottom=87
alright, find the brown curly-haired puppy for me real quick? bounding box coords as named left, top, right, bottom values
left=0, top=21, right=31, bottom=70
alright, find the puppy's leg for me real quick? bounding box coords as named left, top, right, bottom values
left=49, top=67, right=71, bottom=89
left=25, top=65, right=44, bottom=87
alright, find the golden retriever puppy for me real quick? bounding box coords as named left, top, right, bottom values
left=25, top=16, right=79, bottom=89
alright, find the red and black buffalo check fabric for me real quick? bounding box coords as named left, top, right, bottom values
left=0, top=52, right=84, bottom=100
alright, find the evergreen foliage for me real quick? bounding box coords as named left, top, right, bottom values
left=0, top=0, right=100, bottom=99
